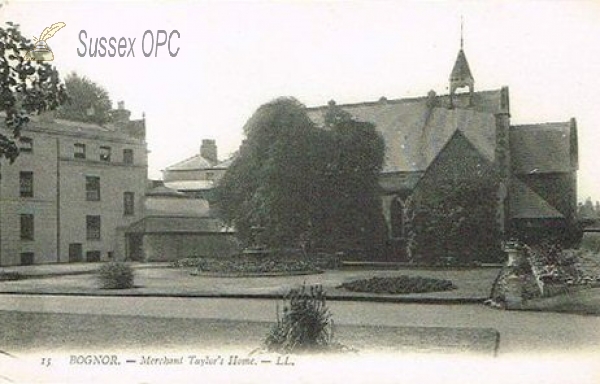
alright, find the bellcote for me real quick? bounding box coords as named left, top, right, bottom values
left=449, top=22, right=474, bottom=107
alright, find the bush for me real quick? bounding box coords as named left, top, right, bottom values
left=97, top=262, right=134, bottom=289
left=265, top=284, right=340, bottom=353
left=338, top=275, right=456, bottom=294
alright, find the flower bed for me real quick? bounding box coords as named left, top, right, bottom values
left=173, top=255, right=317, bottom=276
left=172, top=250, right=341, bottom=277
left=337, top=275, right=456, bottom=294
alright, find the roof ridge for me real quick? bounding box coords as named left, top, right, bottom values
left=164, top=152, right=215, bottom=170
left=306, top=89, right=503, bottom=111
left=511, top=121, right=571, bottom=129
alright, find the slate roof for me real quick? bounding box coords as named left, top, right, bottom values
left=307, top=90, right=501, bottom=173
left=510, top=122, right=574, bottom=174
left=509, top=178, right=565, bottom=219
left=3, top=112, right=145, bottom=143
left=450, top=49, right=474, bottom=83
left=165, top=154, right=216, bottom=171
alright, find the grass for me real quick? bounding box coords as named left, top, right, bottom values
left=0, top=310, right=499, bottom=355
left=520, top=287, right=600, bottom=315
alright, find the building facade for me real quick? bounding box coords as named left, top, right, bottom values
left=306, top=44, right=579, bottom=256
left=125, top=140, right=237, bottom=262
left=0, top=104, right=147, bottom=266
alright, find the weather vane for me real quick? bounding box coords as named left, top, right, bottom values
left=24, top=22, right=66, bottom=61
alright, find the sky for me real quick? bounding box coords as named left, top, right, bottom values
left=2, top=0, right=600, bottom=201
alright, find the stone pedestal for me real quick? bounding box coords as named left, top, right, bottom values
left=504, top=274, right=523, bottom=309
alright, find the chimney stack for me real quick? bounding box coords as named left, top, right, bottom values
left=112, top=100, right=131, bottom=125
left=200, top=139, right=218, bottom=164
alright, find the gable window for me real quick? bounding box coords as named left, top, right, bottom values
left=86, top=176, right=100, bottom=201
left=86, top=215, right=101, bottom=240
left=123, top=149, right=134, bottom=165
left=100, top=146, right=111, bottom=162
left=19, top=172, right=33, bottom=197
left=74, top=143, right=86, bottom=159
left=20, top=214, right=34, bottom=240
left=123, top=192, right=135, bottom=215
left=20, top=137, right=33, bottom=153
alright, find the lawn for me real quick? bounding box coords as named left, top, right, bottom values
left=0, top=266, right=501, bottom=301
left=519, top=287, right=600, bottom=316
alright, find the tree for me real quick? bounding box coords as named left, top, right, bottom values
left=413, top=178, right=504, bottom=264
left=314, top=107, right=386, bottom=253
left=215, top=97, right=321, bottom=247
left=56, top=72, right=113, bottom=125
left=0, top=21, right=67, bottom=163
left=215, top=97, right=387, bottom=254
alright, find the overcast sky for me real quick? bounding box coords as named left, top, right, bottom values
left=3, top=1, right=600, bottom=201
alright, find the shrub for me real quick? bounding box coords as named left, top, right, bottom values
left=97, top=262, right=134, bottom=289
left=265, top=284, right=339, bottom=353
left=338, top=275, right=456, bottom=294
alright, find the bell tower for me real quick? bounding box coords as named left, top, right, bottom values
left=449, top=19, right=474, bottom=107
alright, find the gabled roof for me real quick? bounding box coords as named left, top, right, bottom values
left=165, top=154, right=216, bottom=172
left=510, top=121, right=574, bottom=174
left=307, top=90, right=501, bottom=173
left=450, top=49, right=474, bottom=83
left=509, top=178, right=564, bottom=219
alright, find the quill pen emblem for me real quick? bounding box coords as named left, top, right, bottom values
left=24, top=22, right=66, bottom=61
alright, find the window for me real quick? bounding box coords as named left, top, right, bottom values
left=100, top=146, right=111, bottom=162
left=123, top=149, right=134, bottom=165
left=74, top=143, right=86, bottom=159
left=206, top=172, right=214, bottom=180
left=86, top=251, right=101, bottom=262
left=123, top=192, right=135, bottom=215
left=20, top=137, right=33, bottom=153
left=86, top=215, right=101, bottom=240
left=86, top=176, right=100, bottom=201
left=20, top=214, right=34, bottom=240
left=20, top=252, right=34, bottom=266
left=19, top=172, right=33, bottom=197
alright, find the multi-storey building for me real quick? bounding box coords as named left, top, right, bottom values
left=0, top=102, right=147, bottom=266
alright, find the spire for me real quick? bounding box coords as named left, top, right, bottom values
left=449, top=17, right=474, bottom=107
left=460, top=15, right=464, bottom=50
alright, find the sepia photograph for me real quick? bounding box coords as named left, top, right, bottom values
left=0, top=1, right=599, bottom=383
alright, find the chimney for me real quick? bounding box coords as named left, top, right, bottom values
left=112, top=100, right=131, bottom=125
left=200, top=139, right=218, bottom=164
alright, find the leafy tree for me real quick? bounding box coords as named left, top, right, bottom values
left=216, top=97, right=321, bottom=247
left=215, top=97, right=386, bottom=254
left=0, top=21, right=67, bottom=163
left=313, top=108, right=386, bottom=253
left=56, top=72, right=113, bottom=125
left=413, top=179, right=504, bottom=264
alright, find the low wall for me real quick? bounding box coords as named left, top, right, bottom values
left=142, top=233, right=240, bottom=262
